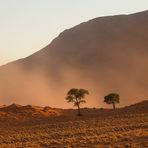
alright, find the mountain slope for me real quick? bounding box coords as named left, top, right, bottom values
left=0, top=11, right=148, bottom=107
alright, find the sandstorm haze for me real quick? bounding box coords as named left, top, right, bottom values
left=0, top=10, right=148, bottom=108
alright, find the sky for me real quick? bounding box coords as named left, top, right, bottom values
left=0, top=0, right=148, bottom=65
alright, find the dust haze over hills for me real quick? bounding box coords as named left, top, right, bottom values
left=0, top=10, right=148, bottom=108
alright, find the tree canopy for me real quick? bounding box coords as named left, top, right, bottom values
left=104, top=93, right=120, bottom=109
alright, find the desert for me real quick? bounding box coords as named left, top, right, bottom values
left=0, top=101, right=147, bottom=147
left=0, top=2, right=148, bottom=147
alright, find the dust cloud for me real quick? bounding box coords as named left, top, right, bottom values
left=0, top=11, right=148, bottom=108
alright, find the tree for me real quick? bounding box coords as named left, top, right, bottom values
left=66, top=88, right=89, bottom=116
left=104, top=93, right=120, bottom=109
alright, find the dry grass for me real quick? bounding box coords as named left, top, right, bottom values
left=0, top=101, right=147, bottom=147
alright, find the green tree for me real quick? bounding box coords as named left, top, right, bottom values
left=104, top=93, right=120, bottom=109
left=66, top=88, right=89, bottom=116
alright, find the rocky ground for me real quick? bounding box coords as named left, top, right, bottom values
left=0, top=101, right=147, bottom=147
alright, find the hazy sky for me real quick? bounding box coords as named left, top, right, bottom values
left=0, top=0, right=148, bottom=65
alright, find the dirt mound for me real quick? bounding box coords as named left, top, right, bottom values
left=0, top=104, right=61, bottom=125
left=122, top=100, right=148, bottom=113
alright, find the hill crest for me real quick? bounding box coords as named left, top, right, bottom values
left=0, top=100, right=147, bottom=126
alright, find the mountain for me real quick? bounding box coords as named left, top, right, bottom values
left=0, top=10, right=148, bottom=107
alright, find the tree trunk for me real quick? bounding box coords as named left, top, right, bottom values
left=113, top=102, right=116, bottom=110
left=76, top=97, right=81, bottom=116
left=77, top=104, right=81, bottom=116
